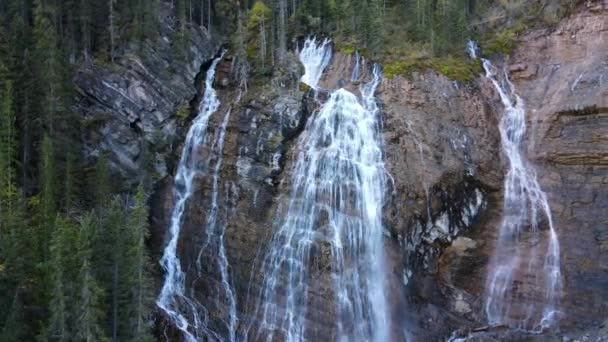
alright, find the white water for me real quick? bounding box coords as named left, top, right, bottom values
left=470, top=42, right=562, bottom=331
left=157, top=52, right=235, bottom=341
left=299, top=37, right=332, bottom=89
left=255, top=38, right=390, bottom=341
left=199, top=107, right=238, bottom=341
left=351, top=50, right=362, bottom=82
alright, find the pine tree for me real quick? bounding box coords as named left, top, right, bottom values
left=93, top=154, right=112, bottom=210
left=33, top=0, right=66, bottom=135
left=124, top=184, right=154, bottom=341
left=75, top=213, right=108, bottom=342
left=40, top=134, right=58, bottom=261
left=277, top=0, right=287, bottom=62
left=109, top=0, right=117, bottom=62
left=0, top=291, right=26, bottom=342
left=247, top=1, right=272, bottom=70
left=47, top=216, right=78, bottom=342
left=63, top=152, right=77, bottom=211
left=0, top=62, right=17, bottom=220
left=80, top=0, right=93, bottom=62
left=97, top=197, right=126, bottom=341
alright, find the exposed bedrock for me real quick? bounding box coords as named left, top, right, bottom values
left=77, top=2, right=608, bottom=341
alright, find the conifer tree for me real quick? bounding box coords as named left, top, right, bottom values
left=93, top=154, right=112, bottom=210
left=247, top=1, right=272, bottom=70
left=40, top=134, right=58, bottom=260
left=0, top=62, right=17, bottom=219
left=75, top=213, right=108, bottom=342
left=101, top=197, right=126, bottom=341
left=124, top=184, right=154, bottom=341
left=0, top=67, right=30, bottom=338
left=47, top=216, right=78, bottom=342
left=33, top=0, right=66, bottom=135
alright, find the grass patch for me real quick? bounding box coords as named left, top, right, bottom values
left=484, top=29, right=517, bottom=56
left=433, top=57, right=483, bottom=82
left=383, top=55, right=482, bottom=82
left=334, top=37, right=369, bottom=56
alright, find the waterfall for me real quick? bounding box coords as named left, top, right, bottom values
left=299, top=37, right=332, bottom=89
left=351, top=50, right=362, bottom=82
left=157, top=51, right=236, bottom=341
left=466, top=40, right=480, bottom=60
left=197, top=107, right=238, bottom=341
left=470, top=42, right=562, bottom=331
left=254, top=37, right=391, bottom=341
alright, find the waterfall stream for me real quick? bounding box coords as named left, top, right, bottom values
left=351, top=50, right=363, bottom=82
left=157, top=51, right=238, bottom=341
left=299, top=37, right=332, bottom=90
left=254, top=37, right=391, bottom=342
left=469, top=41, right=562, bottom=331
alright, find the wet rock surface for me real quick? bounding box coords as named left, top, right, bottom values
left=83, top=2, right=608, bottom=341
left=506, top=2, right=608, bottom=332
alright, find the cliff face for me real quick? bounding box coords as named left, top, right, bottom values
left=508, top=1, right=608, bottom=329
left=74, top=6, right=219, bottom=187
left=77, top=2, right=608, bottom=341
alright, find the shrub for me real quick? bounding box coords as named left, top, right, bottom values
left=175, top=102, right=190, bottom=122
left=383, top=55, right=481, bottom=82
left=484, top=29, right=517, bottom=55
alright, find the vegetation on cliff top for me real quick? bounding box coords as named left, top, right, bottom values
left=238, top=0, right=584, bottom=81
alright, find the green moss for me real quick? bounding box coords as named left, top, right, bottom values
left=431, top=57, right=483, bottom=82
left=334, top=38, right=368, bottom=56
left=336, top=41, right=357, bottom=55
left=175, top=102, right=190, bottom=122
left=383, top=55, right=482, bottom=82
left=383, top=59, right=426, bottom=79
left=340, top=46, right=356, bottom=55
left=484, top=29, right=517, bottom=56
left=299, top=82, right=311, bottom=92
left=267, top=133, right=284, bottom=149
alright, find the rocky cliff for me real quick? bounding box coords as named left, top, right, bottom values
left=77, top=2, right=607, bottom=341
left=74, top=4, right=219, bottom=187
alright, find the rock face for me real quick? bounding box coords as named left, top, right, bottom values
left=507, top=2, right=608, bottom=330
left=432, top=2, right=608, bottom=338
left=74, top=4, right=219, bottom=187
left=86, top=2, right=607, bottom=341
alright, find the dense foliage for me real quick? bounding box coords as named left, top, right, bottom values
left=0, top=0, right=169, bottom=339
left=238, top=0, right=584, bottom=78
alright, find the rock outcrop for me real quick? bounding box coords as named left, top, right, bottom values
left=74, top=4, right=219, bottom=187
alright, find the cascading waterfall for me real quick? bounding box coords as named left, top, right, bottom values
left=254, top=37, right=391, bottom=341
left=299, top=36, right=332, bottom=90
left=197, top=107, right=238, bottom=341
left=157, top=51, right=238, bottom=341
left=469, top=41, right=562, bottom=331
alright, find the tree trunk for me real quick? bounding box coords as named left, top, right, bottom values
left=278, top=0, right=287, bottom=62
left=109, top=0, right=115, bottom=63
left=111, top=262, right=118, bottom=341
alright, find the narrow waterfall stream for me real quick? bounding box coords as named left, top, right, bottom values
left=254, top=37, right=391, bottom=341
left=199, top=107, right=238, bottom=341
left=469, top=41, right=562, bottom=331
left=298, top=37, right=332, bottom=90
left=157, top=51, right=238, bottom=341
left=351, top=50, right=363, bottom=82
